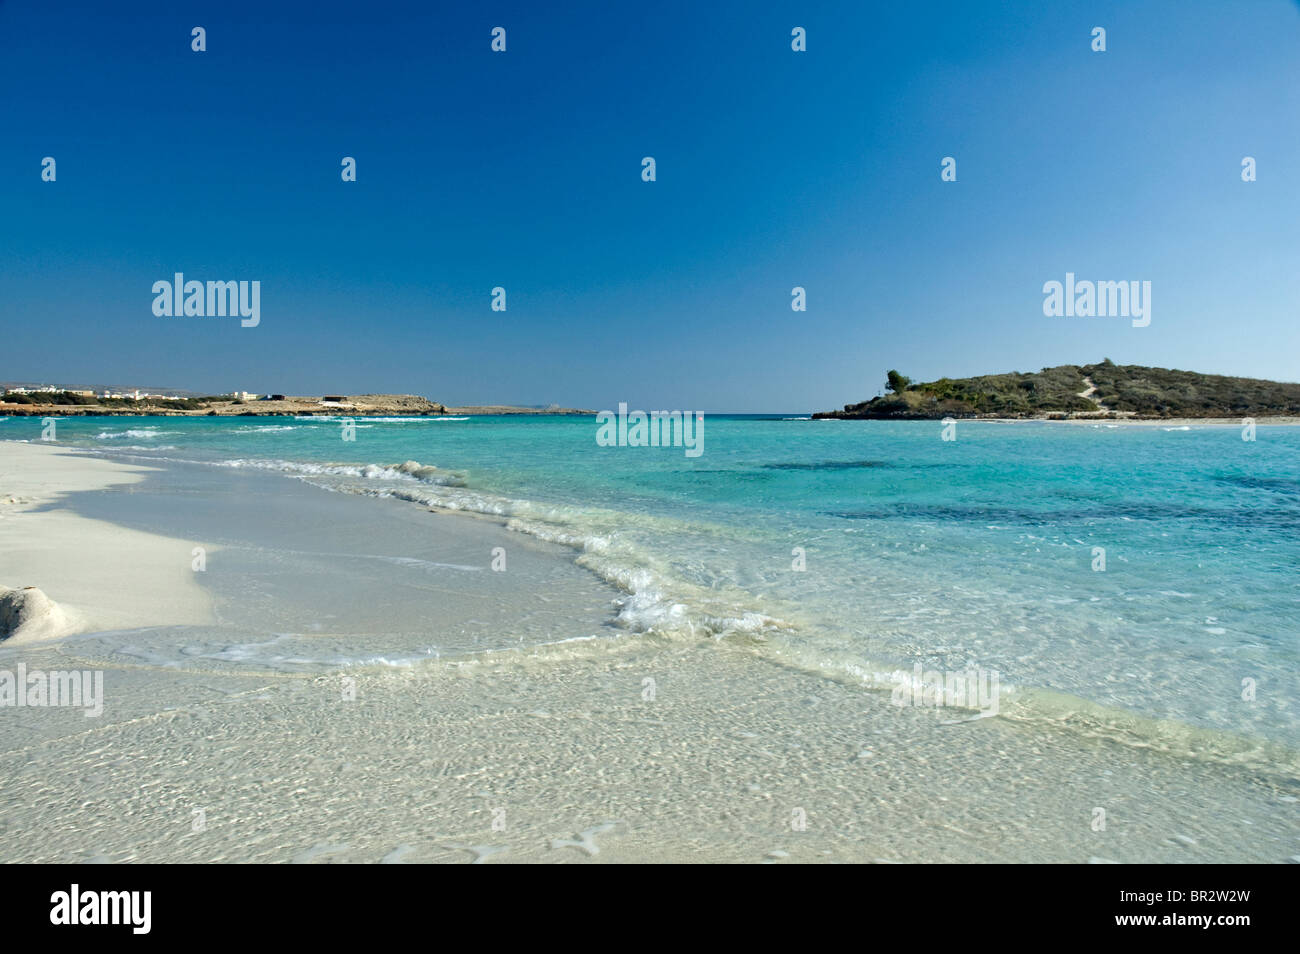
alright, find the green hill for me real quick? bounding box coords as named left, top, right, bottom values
left=813, top=361, right=1300, bottom=420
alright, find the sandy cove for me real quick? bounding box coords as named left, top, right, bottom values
left=0, top=439, right=1295, bottom=863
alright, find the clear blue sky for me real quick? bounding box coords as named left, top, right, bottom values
left=2, top=0, right=1298, bottom=411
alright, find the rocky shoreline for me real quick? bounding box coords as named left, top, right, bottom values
left=0, top=394, right=593, bottom=417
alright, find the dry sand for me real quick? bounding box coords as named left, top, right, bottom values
left=0, top=442, right=213, bottom=641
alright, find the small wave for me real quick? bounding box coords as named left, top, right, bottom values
left=260, top=463, right=795, bottom=644
left=747, top=643, right=1300, bottom=779
left=96, top=428, right=166, bottom=440
left=201, top=638, right=442, bottom=672
left=216, top=457, right=466, bottom=486
left=299, top=415, right=460, bottom=423
left=1001, top=686, right=1300, bottom=778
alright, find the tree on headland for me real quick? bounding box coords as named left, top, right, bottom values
left=885, top=370, right=912, bottom=394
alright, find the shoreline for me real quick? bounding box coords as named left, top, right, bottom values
left=0, top=443, right=214, bottom=641
left=0, top=440, right=1295, bottom=861
left=10, top=409, right=1300, bottom=425
left=0, top=405, right=595, bottom=418
left=812, top=415, right=1300, bottom=426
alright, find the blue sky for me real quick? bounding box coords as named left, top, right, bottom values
left=2, top=0, right=1298, bottom=411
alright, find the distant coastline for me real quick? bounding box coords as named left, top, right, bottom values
left=0, top=389, right=592, bottom=417
left=814, top=361, right=1300, bottom=421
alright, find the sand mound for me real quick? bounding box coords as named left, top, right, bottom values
left=0, top=585, right=78, bottom=644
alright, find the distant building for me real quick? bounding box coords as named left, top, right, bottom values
left=267, top=394, right=286, bottom=401
left=229, top=391, right=258, bottom=402
left=98, top=390, right=181, bottom=400
left=321, top=395, right=347, bottom=403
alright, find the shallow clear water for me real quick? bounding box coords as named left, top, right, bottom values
left=7, top=413, right=1298, bottom=767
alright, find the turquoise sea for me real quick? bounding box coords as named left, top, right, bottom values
left=7, top=413, right=1298, bottom=774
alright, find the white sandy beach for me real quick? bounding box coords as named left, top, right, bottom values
left=0, top=440, right=1296, bottom=863
left=0, top=443, right=213, bottom=642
